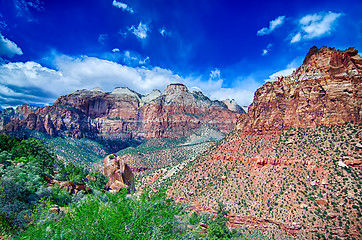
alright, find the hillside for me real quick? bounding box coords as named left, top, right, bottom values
left=163, top=46, right=362, bottom=239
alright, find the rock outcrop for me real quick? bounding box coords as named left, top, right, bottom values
left=42, top=175, right=92, bottom=195
left=3, top=84, right=242, bottom=140
left=237, top=46, right=362, bottom=133
left=103, top=154, right=135, bottom=193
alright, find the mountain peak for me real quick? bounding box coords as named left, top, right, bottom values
left=164, top=83, right=189, bottom=95
left=238, top=46, right=362, bottom=133
left=277, top=46, right=362, bottom=84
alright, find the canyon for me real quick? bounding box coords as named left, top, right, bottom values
left=1, top=46, right=361, bottom=239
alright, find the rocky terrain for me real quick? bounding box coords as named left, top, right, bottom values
left=2, top=84, right=243, bottom=142
left=162, top=47, right=362, bottom=239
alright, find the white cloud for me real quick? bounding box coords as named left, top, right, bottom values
left=261, top=43, right=273, bottom=56
left=265, top=60, right=299, bottom=82
left=267, top=68, right=295, bottom=82
left=210, top=68, right=221, bottom=79
left=159, top=28, right=166, bottom=36
left=257, top=16, right=285, bottom=36
left=0, top=55, right=259, bottom=108
left=0, top=33, right=23, bottom=57
left=290, top=32, right=302, bottom=43
left=129, top=22, right=149, bottom=39
left=122, top=50, right=150, bottom=66
left=159, top=27, right=171, bottom=37
left=112, top=0, right=134, bottom=14
left=112, top=48, right=120, bottom=53
left=291, top=11, right=342, bottom=43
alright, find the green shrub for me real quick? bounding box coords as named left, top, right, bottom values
left=190, top=211, right=200, bottom=225
left=207, top=202, right=232, bottom=239
left=18, top=189, right=186, bottom=239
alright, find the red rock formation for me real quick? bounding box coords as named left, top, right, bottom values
left=0, top=104, right=38, bottom=130
left=103, top=154, right=135, bottom=193
left=237, top=46, right=362, bottom=133
left=42, top=175, right=92, bottom=194
left=3, top=84, right=242, bottom=140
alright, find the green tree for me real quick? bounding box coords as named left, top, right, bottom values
left=207, top=202, right=232, bottom=239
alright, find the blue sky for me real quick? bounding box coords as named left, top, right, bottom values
left=0, top=0, right=361, bottom=109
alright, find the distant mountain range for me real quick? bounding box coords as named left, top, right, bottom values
left=1, top=83, right=243, bottom=140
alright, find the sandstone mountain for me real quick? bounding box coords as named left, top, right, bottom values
left=2, top=83, right=243, bottom=142
left=164, top=47, right=362, bottom=239
left=238, top=46, right=362, bottom=133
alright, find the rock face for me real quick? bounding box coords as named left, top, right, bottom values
left=0, top=104, right=38, bottom=130
left=3, top=84, right=242, bottom=140
left=103, top=154, right=135, bottom=193
left=237, top=46, right=362, bottom=133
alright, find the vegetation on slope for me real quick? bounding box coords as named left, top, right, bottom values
left=0, top=134, right=106, bottom=236
left=0, top=134, right=253, bottom=240
left=168, top=123, right=362, bottom=239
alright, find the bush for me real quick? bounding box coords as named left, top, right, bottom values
left=190, top=212, right=200, bottom=225
left=18, top=189, right=186, bottom=239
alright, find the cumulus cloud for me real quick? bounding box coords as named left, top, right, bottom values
left=291, top=11, right=342, bottom=43
left=112, top=0, right=134, bottom=14
left=257, top=16, right=285, bottom=36
left=129, top=22, right=149, bottom=39
left=0, top=55, right=258, bottom=108
left=0, top=33, right=23, bottom=58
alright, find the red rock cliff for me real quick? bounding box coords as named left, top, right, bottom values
left=237, top=46, right=362, bottom=133
left=3, top=84, right=243, bottom=139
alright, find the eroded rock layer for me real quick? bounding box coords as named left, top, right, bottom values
left=2, top=84, right=243, bottom=140
left=238, top=46, right=362, bottom=133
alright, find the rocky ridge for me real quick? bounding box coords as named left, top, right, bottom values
left=2, top=84, right=243, bottom=141
left=0, top=104, right=39, bottom=130
left=238, top=46, right=361, bottom=133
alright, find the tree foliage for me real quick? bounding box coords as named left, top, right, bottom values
left=0, top=134, right=107, bottom=235
left=207, top=202, right=232, bottom=239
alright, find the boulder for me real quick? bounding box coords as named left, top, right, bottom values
left=104, top=154, right=135, bottom=193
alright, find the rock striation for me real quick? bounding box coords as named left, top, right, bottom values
left=237, top=46, right=362, bottom=133
left=2, top=84, right=243, bottom=140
